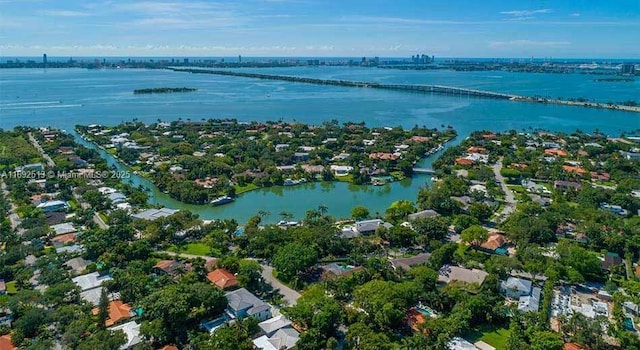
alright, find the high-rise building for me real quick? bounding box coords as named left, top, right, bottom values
left=238, top=55, right=242, bottom=63
left=43, top=53, right=47, bottom=64
left=621, top=63, right=635, bottom=75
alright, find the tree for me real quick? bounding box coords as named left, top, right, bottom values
left=206, top=318, right=257, bottom=350
left=272, top=243, right=318, bottom=284
left=384, top=200, right=415, bottom=223
left=413, top=216, right=450, bottom=247
left=468, top=203, right=493, bottom=222
left=237, top=259, right=263, bottom=293
left=461, top=225, right=489, bottom=246
left=351, top=206, right=370, bottom=221
left=529, top=331, right=563, bottom=350
left=97, top=287, right=109, bottom=329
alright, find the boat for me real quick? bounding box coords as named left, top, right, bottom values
left=211, top=196, right=234, bottom=206
left=283, top=178, right=307, bottom=186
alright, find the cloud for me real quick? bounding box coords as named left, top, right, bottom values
left=570, top=13, right=581, bottom=17
left=500, top=9, right=552, bottom=18
left=38, top=10, right=91, bottom=17
left=489, top=40, right=570, bottom=48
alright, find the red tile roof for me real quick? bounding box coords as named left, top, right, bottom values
left=92, top=300, right=133, bottom=327
left=0, top=335, right=16, bottom=350
left=455, top=158, right=474, bottom=166
left=480, top=232, right=506, bottom=251
left=545, top=149, right=568, bottom=157
left=369, top=153, right=399, bottom=160
left=563, top=165, right=587, bottom=174
left=51, top=233, right=76, bottom=245
left=206, top=268, right=239, bottom=290
left=563, top=343, right=585, bottom=350
left=406, top=308, right=427, bottom=333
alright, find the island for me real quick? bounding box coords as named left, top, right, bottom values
left=133, top=87, right=197, bottom=94
left=76, top=120, right=457, bottom=204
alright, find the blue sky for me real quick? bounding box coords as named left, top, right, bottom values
left=1, top=0, right=638, bottom=58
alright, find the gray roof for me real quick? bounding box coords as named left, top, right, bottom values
left=518, top=287, right=541, bottom=312
left=71, top=272, right=112, bottom=291
left=50, top=222, right=76, bottom=235
left=225, top=288, right=269, bottom=317
left=439, top=266, right=489, bottom=285
left=64, top=257, right=91, bottom=274
left=407, top=209, right=440, bottom=221
left=131, top=208, right=178, bottom=220
left=269, top=328, right=300, bottom=350
left=109, top=321, right=142, bottom=349
left=107, top=192, right=127, bottom=204
left=355, top=219, right=384, bottom=233
left=259, top=315, right=292, bottom=336
left=391, top=253, right=431, bottom=270
left=501, top=277, right=532, bottom=293
left=56, top=244, right=84, bottom=254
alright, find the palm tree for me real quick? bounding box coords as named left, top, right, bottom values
left=257, top=210, right=270, bottom=220
left=279, top=211, right=293, bottom=222
left=318, top=204, right=328, bottom=216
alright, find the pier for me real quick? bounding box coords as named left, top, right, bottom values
left=170, top=68, right=519, bottom=100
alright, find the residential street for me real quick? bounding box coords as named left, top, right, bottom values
left=493, top=158, right=516, bottom=222
left=260, top=264, right=301, bottom=306
left=28, top=132, right=55, bottom=168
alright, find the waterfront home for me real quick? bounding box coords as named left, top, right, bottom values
left=225, top=288, right=272, bottom=321
left=92, top=300, right=134, bottom=327
left=390, top=253, right=431, bottom=270
left=131, top=208, right=178, bottom=221
left=355, top=219, right=392, bottom=235
left=206, top=268, right=238, bottom=290
left=108, top=321, right=142, bottom=350
left=107, top=192, right=127, bottom=205
left=329, top=165, right=353, bottom=177
left=407, top=209, right=440, bottom=221
left=301, top=164, right=324, bottom=174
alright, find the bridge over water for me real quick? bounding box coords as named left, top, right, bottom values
left=412, top=168, right=435, bottom=174
left=171, top=68, right=521, bottom=100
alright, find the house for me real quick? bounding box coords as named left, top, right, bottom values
left=158, top=346, right=179, bottom=350
left=563, top=165, right=587, bottom=175
left=554, top=180, right=582, bottom=191
left=50, top=233, right=76, bottom=247
left=63, top=257, right=91, bottom=274
left=293, top=152, right=309, bottom=161
left=109, top=321, right=141, bottom=350
left=600, top=203, right=628, bottom=216
left=563, top=343, right=586, bottom=350
left=253, top=328, right=300, bottom=350
left=479, top=232, right=507, bottom=254
left=355, top=219, right=391, bottom=234
left=92, top=300, right=134, bottom=327
left=590, top=172, right=610, bottom=181
left=15, top=162, right=43, bottom=172
left=275, top=144, right=290, bottom=152
left=0, top=280, right=5, bottom=295
left=329, top=165, right=353, bottom=176
left=153, top=260, right=191, bottom=278
left=206, top=268, right=238, bottom=290
left=447, top=337, right=477, bottom=350
left=37, top=200, right=70, bottom=212
left=56, top=244, right=84, bottom=255
left=544, top=149, right=568, bottom=157
left=0, top=334, right=16, bottom=350
left=500, top=277, right=532, bottom=299
left=301, top=164, right=324, bottom=174
left=45, top=211, right=67, bottom=225
left=390, top=253, right=431, bottom=270
left=131, top=208, right=178, bottom=221
left=518, top=287, right=541, bottom=313
left=407, top=209, right=440, bottom=221
left=258, top=314, right=293, bottom=337
left=320, top=263, right=363, bottom=280
left=406, top=308, right=427, bottom=333
left=225, top=288, right=272, bottom=321
left=602, top=252, right=622, bottom=271
left=623, top=301, right=640, bottom=317
left=438, top=266, right=488, bottom=285
left=369, top=152, right=399, bottom=161
left=108, top=192, right=127, bottom=205
left=455, top=158, right=474, bottom=166
left=72, top=272, right=113, bottom=305
left=50, top=222, right=76, bottom=236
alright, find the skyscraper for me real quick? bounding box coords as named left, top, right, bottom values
left=43, top=53, right=47, bottom=65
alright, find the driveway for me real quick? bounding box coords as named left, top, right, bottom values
left=261, top=264, right=301, bottom=306
left=492, top=158, right=516, bottom=222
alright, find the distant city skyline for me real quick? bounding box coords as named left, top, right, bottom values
left=1, top=0, right=638, bottom=58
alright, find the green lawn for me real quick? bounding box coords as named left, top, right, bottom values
left=465, top=326, right=509, bottom=349
left=234, top=183, right=259, bottom=194
left=335, top=174, right=354, bottom=183
left=168, top=242, right=211, bottom=256
left=5, top=281, right=17, bottom=294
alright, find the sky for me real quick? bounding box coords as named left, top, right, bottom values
left=0, top=0, right=639, bottom=58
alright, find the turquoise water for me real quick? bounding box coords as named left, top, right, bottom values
left=1, top=68, right=638, bottom=223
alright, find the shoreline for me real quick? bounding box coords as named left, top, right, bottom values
left=75, top=128, right=446, bottom=207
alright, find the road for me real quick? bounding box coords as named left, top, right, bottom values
left=492, top=158, right=516, bottom=222
left=28, top=132, right=56, bottom=168
left=1, top=180, right=23, bottom=233
left=158, top=251, right=301, bottom=305
left=260, top=264, right=301, bottom=306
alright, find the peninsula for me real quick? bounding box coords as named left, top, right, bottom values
left=76, top=120, right=456, bottom=205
